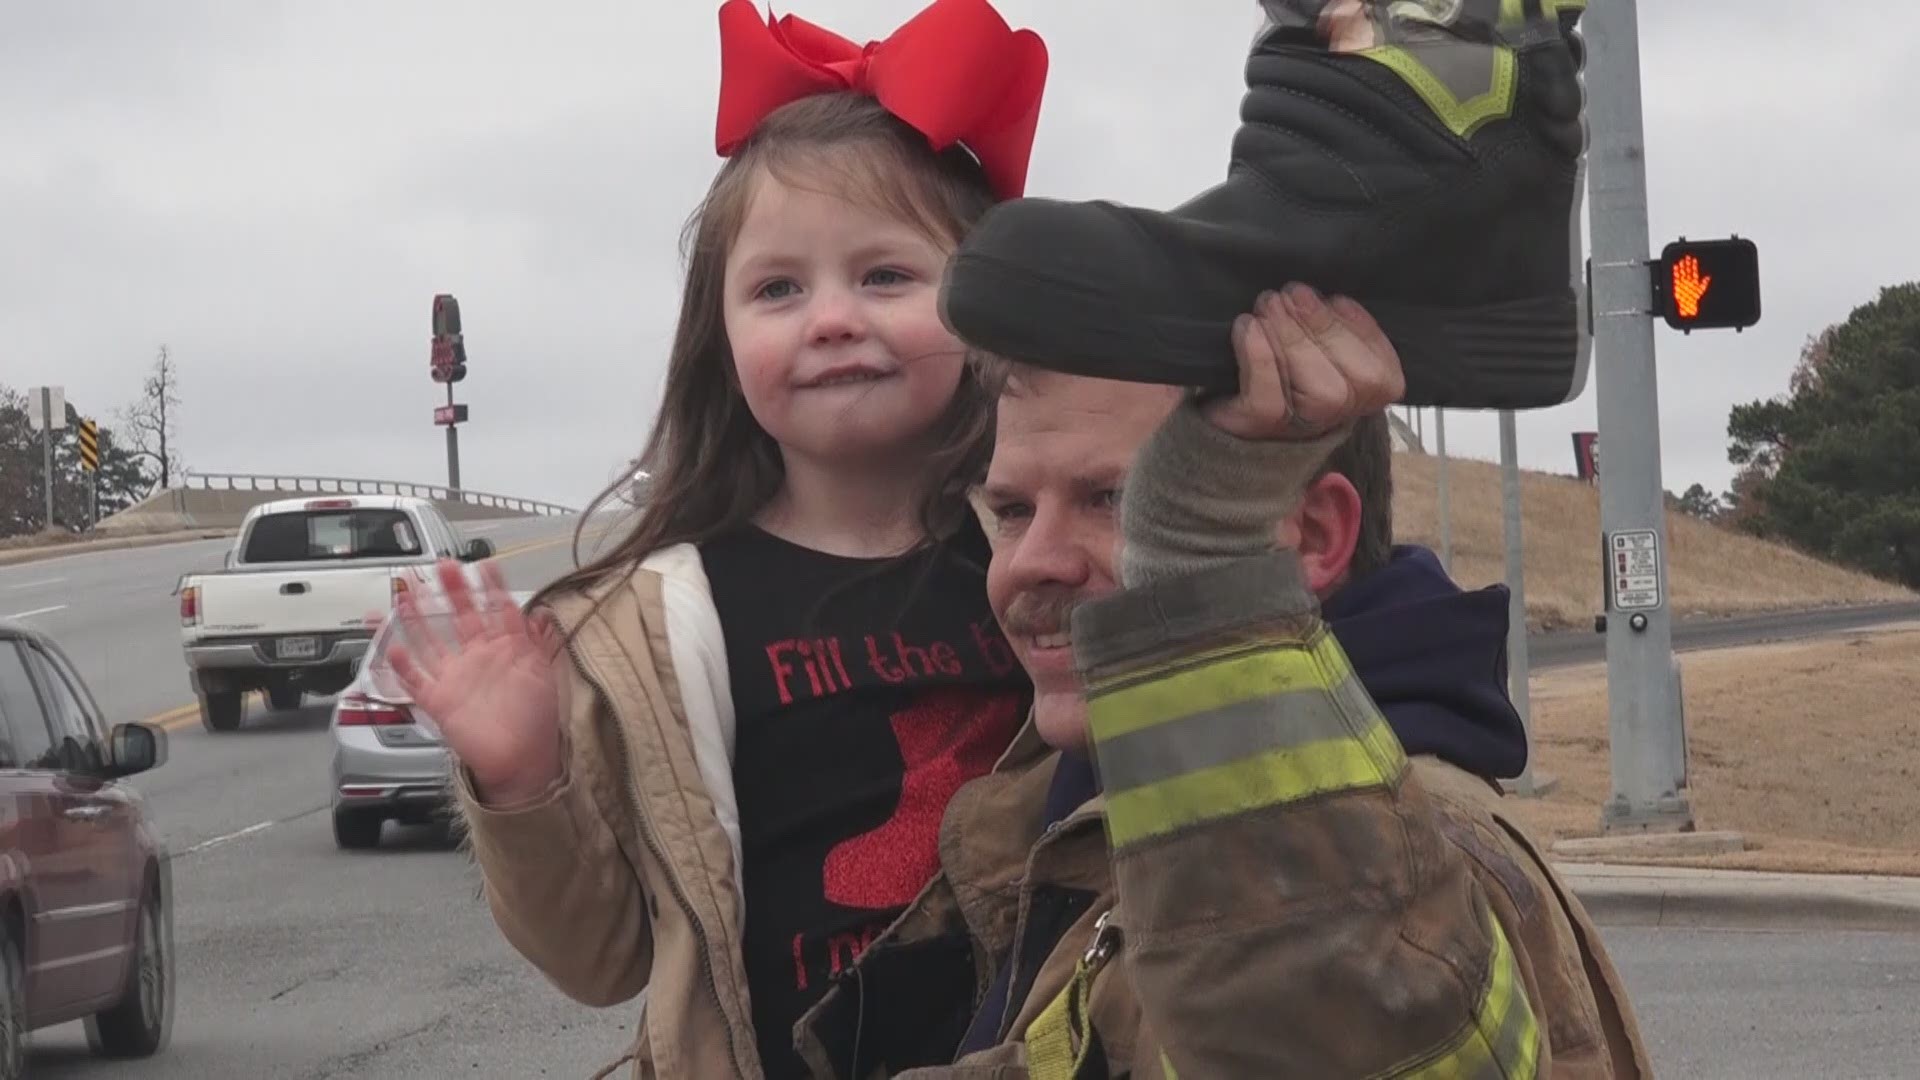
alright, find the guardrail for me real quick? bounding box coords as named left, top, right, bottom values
left=180, top=472, right=578, bottom=518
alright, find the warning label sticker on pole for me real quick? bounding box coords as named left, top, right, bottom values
left=1608, top=529, right=1663, bottom=611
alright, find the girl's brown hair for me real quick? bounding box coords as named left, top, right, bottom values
left=536, top=93, right=1000, bottom=614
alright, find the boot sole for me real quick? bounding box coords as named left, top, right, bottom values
left=942, top=251, right=1590, bottom=411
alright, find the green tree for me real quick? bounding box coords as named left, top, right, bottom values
left=0, top=385, right=38, bottom=537
left=0, top=383, right=155, bottom=537
left=1673, top=483, right=1723, bottom=520
left=1727, top=282, right=1920, bottom=584
left=1718, top=462, right=1771, bottom=537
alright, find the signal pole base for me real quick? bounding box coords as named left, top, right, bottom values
left=1601, top=792, right=1697, bottom=835
left=1555, top=828, right=1745, bottom=861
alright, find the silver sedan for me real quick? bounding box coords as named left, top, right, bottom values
left=326, top=590, right=531, bottom=849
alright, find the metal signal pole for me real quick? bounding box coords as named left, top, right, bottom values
left=1583, top=0, right=1692, bottom=832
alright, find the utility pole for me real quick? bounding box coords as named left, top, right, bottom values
left=1499, top=412, right=1552, bottom=796
left=41, top=388, right=55, bottom=531
left=1583, top=0, right=1692, bottom=832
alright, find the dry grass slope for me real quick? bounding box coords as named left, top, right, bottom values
left=1391, top=453, right=1913, bottom=630
left=1505, top=628, right=1920, bottom=874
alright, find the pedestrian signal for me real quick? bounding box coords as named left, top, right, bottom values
left=1653, top=237, right=1760, bottom=332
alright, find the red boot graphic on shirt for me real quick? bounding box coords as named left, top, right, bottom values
left=823, top=686, right=1024, bottom=909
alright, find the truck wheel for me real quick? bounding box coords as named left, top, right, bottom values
left=266, top=684, right=303, bottom=712
left=333, top=808, right=383, bottom=850
left=198, top=691, right=244, bottom=733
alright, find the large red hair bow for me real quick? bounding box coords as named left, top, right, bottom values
left=715, top=0, right=1049, bottom=200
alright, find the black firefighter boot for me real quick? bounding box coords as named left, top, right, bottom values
left=939, top=0, right=1591, bottom=409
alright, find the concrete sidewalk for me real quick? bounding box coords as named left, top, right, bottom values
left=1559, top=861, right=1920, bottom=932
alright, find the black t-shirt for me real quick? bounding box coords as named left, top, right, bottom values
left=701, top=521, right=1031, bottom=1079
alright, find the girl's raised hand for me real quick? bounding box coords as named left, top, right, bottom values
left=386, top=559, right=564, bottom=806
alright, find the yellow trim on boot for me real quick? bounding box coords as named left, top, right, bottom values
left=1359, top=43, right=1518, bottom=139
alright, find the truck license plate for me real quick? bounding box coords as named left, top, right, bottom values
left=277, top=636, right=320, bottom=660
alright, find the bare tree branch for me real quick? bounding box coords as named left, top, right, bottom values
left=118, top=345, right=183, bottom=491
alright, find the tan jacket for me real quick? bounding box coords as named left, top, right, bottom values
left=793, top=554, right=1655, bottom=1078
left=453, top=548, right=767, bottom=1079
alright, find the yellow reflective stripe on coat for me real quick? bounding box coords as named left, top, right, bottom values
left=1091, top=633, right=1407, bottom=849
left=1400, top=910, right=1541, bottom=1080
left=1134, top=912, right=1538, bottom=1080
left=1026, top=961, right=1095, bottom=1080
left=1086, top=638, right=1356, bottom=743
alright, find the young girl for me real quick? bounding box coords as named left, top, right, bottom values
left=386, top=2, right=1048, bottom=1077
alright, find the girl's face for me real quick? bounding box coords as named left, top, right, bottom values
left=721, top=165, right=967, bottom=467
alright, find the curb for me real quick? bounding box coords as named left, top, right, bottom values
left=0, top=530, right=233, bottom=567
left=1560, top=868, right=1920, bottom=933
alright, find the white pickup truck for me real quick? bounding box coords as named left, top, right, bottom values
left=176, top=495, right=495, bottom=732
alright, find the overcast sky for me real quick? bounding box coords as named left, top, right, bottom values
left=6, top=2, right=1912, bottom=510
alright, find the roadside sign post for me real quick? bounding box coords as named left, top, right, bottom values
left=439, top=386, right=464, bottom=495
left=1498, top=411, right=1554, bottom=797
left=79, top=418, right=101, bottom=531
left=1584, top=0, right=1694, bottom=832
left=430, top=295, right=469, bottom=498
left=434, top=400, right=469, bottom=493
left=27, top=386, right=66, bottom=532
left=42, top=390, right=55, bottom=530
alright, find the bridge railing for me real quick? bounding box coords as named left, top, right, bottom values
left=180, top=472, right=578, bottom=518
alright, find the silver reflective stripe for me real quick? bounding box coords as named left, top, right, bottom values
left=1094, top=687, right=1376, bottom=795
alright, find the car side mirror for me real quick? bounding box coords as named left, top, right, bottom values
left=223, top=550, right=235, bottom=568
left=106, top=722, right=167, bottom=779
left=461, top=538, right=495, bottom=562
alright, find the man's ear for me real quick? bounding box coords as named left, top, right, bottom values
left=1278, top=472, right=1362, bottom=597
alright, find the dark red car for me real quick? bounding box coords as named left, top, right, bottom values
left=0, top=618, right=173, bottom=1077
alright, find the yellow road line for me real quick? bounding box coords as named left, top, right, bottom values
left=152, top=703, right=202, bottom=732
left=136, top=529, right=615, bottom=732
left=486, top=527, right=615, bottom=561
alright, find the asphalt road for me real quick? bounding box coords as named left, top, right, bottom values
left=3, top=513, right=637, bottom=1077
left=0, top=515, right=604, bottom=728
left=1526, top=600, right=1920, bottom=669
left=5, top=527, right=1916, bottom=1077
left=1607, top=927, right=1920, bottom=1079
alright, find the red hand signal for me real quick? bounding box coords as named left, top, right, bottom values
left=1672, top=254, right=1712, bottom=319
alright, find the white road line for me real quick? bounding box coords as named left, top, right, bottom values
left=182, top=820, right=275, bottom=856
left=5, top=605, right=66, bottom=620
left=2, top=577, right=65, bottom=591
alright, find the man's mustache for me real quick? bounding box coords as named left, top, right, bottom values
left=999, top=589, right=1083, bottom=637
